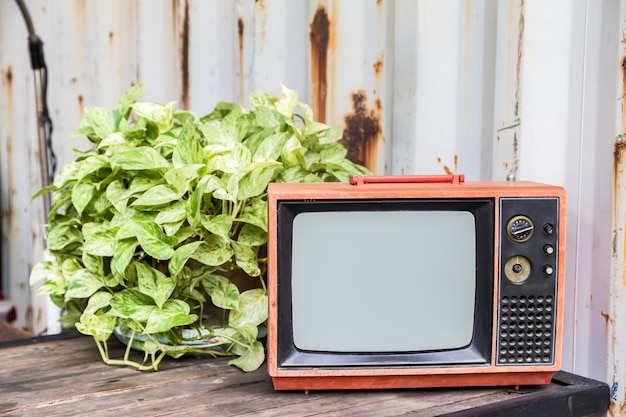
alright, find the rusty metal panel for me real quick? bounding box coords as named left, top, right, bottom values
left=609, top=2, right=626, bottom=414
left=0, top=0, right=47, bottom=333
left=392, top=0, right=497, bottom=180
left=317, top=0, right=391, bottom=176
left=491, top=0, right=524, bottom=180
left=1, top=3, right=624, bottom=407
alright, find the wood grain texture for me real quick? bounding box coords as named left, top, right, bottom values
left=0, top=335, right=608, bottom=416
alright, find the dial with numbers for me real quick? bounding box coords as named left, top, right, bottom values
left=506, top=215, right=534, bottom=243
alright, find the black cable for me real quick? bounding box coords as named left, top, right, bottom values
left=39, top=61, right=56, bottom=182
left=14, top=0, right=57, bottom=184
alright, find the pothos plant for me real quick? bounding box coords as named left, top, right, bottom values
left=29, top=83, right=370, bottom=372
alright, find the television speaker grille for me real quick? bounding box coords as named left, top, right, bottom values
left=497, top=294, right=555, bottom=365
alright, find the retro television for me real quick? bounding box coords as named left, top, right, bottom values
left=267, top=174, right=566, bottom=391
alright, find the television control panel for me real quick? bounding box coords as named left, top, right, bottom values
left=497, top=197, right=560, bottom=366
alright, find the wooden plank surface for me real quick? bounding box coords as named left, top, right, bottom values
left=0, top=335, right=608, bottom=416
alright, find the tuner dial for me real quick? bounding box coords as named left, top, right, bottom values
left=507, top=215, right=535, bottom=243
left=504, top=256, right=532, bottom=284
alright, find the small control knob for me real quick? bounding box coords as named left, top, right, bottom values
left=543, top=244, right=554, bottom=255
left=542, top=265, right=554, bottom=275
left=543, top=223, right=554, bottom=235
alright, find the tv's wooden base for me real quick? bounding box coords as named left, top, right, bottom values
left=271, top=371, right=555, bottom=391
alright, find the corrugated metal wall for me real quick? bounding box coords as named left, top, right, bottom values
left=1, top=0, right=623, bottom=413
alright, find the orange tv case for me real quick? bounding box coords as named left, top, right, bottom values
left=267, top=175, right=566, bottom=391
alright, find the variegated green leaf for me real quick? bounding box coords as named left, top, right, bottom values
left=71, top=181, right=95, bottom=216
left=202, top=274, right=240, bottom=310
left=190, top=236, right=234, bottom=266
left=65, top=269, right=105, bottom=300
left=29, top=261, right=52, bottom=286
left=200, top=213, right=233, bottom=241
left=75, top=312, right=116, bottom=342
left=111, top=239, right=138, bottom=279
left=169, top=241, right=203, bottom=277
left=155, top=200, right=187, bottom=225
left=110, top=147, right=170, bottom=170
left=131, top=101, right=176, bottom=134
left=228, top=341, right=264, bottom=372
left=229, top=288, right=268, bottom=328
left=143, top=300, right=197, bottom=334
left=136, top=262, right=175, bottom=309
left=130, top=184, right=179, bottom=207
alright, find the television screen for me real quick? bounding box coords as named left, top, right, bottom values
left=291, top=210, right=476, bottom=353
left=275, top=198, right=495, bottom=367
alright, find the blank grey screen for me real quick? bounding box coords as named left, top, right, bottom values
left=291, top=210, right=476, bottom=352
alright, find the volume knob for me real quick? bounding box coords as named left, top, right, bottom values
left=504, top=256, right=532, bottom=284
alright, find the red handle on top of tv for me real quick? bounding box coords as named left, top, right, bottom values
left=349, top=174, right=465, bottom=185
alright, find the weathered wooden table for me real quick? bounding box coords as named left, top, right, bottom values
left=0, top=334, right=609, bottom=416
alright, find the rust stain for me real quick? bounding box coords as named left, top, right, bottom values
left=3, top=65, right=14, bottom=225
left=310, top=6, right=330, bottom=123
left=614, top=55, right=626, bottom=284
left=256, top=0, right=267, bottom=44
left=171, top=0, right=178, bottom=45
left=497, top=1, right=525, bottom=173
left=77, top=94, right=84, bottom=118
left=4, top=67, right=13, bottom=86
left=601, top=310, right=613, bottom=326
left=180, top=0, right=190, bottom=110
left=238, top=16, right=245, bottom=105
left=615, top=56, right=626, bottom=169
left=108, top=31, right=114, bottom=44
left=373, top=57, right=383, bottom=76
left=24, top=306, right=33, bottom=333
left=74, top=0, right=85, bottom=17
left=512, top=0, right=525, bottom=174
left=342, top=90, right=382, bottom=172
left=438, top=154, right=459, bottom=175
left=36, top=306, right=45, bottom=330
left=609, top=392, right=626, bottom=416
left=613, top=54, right=626, bottom=261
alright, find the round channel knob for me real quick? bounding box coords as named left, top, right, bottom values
left=507, top=215, right=534, bottom=243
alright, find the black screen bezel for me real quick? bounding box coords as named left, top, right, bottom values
left=275, top=198, right=495, bottom=368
